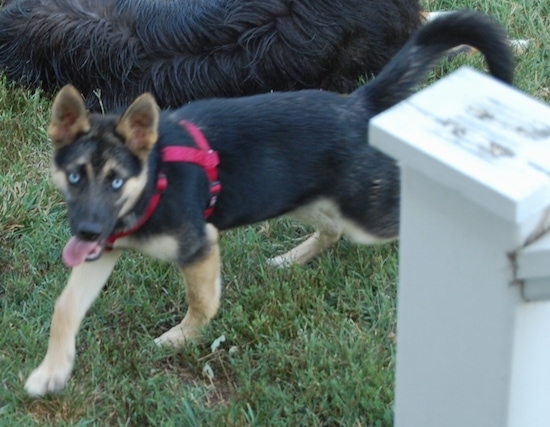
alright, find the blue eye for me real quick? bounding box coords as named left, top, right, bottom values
left=112, top=178, right=124, bottom=190
left=68, top=172, right=81, bottom=184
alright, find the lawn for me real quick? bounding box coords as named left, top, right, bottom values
left=0, top=0, right=548, bottom=425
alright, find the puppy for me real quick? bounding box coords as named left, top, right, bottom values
left=24, top=11, right=513, bottom=397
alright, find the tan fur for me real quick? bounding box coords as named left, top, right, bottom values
left=154, top=224, right=222, bottom=346
left=116, top=165, right=149, bottom=217
left=24, top=250, right=122, bottom=397
left=128, top=234, right=180, bottom=262
left=342, top=219, right=392, bottom=245
left=269, top=198, right=390, bottom=267
left=115, top=93, right=159, bottom=159
left=268, top=230, right=342, bottom=267
left=51, top=166, right=69, bottom=196
left=48, top=85, right=91, bottom=148
left=268, top=201, right=343, bottom=267
left=28, top=178, right=221, bottom=397
left=101, top=159, right=122, bottom=177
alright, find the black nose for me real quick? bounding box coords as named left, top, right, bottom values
left=77, top=222, right=102, bottom=241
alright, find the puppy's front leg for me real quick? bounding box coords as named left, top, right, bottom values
left=25, top=250, right=121, bottom=397
left=155, top=224, right=221, bottom=347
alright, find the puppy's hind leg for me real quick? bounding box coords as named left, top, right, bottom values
left=155, top=224, right=222, bottom=347
left=267, top=203, right=343, bottom=268
left=25, top=250, right=121, bottom=397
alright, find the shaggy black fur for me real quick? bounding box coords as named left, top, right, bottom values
left=0, top=0, right=422, bottom=110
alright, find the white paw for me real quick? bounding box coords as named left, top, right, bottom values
left=24, top=360, right=73, bottom=397
left=154, top=321, right=202, bottom=348
left=154, top=326, right=188, bottom=347
left=266, top=254, right=293, bottom=268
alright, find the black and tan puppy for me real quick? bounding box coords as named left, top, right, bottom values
left=25, top=11, right=514, bottom=397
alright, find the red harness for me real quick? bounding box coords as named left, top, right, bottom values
left=106, top=120, right=221, bottom=248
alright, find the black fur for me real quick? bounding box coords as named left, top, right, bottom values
left=0, top=0, right=423, bottom=111
left=57, top=11, right=514, bottom=266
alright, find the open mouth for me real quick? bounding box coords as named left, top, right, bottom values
left=62, top=236, right=106, bottom=267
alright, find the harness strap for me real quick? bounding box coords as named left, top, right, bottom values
left=105, top=175, right=167, bottom=247
left=106, top=120, right=220, bottom=248
left=168, top=120, right=221, bottom=218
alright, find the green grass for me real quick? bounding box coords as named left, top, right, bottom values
left=1, top=1, right=549, bottom=425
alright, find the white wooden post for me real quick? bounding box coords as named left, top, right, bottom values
left=369, top=67, right=550, bottom=427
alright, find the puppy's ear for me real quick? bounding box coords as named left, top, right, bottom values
left=115, top=93, right=159, bottom=159
left=48, top=85, right=90, bottom=149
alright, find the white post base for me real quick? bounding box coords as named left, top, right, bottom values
left=370, top=67, right=550, bottom=427
left=394, top=166, right=521, bottom=427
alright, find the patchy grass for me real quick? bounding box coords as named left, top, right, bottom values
left=1, top=1, right=548, bottom=425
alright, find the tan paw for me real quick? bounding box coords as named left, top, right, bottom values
left=154, top=325, right=194, bottom=347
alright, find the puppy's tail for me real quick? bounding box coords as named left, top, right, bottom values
left=362, top=10, right=514, bottom=113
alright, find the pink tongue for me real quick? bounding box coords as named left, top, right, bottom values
left=62, top=236, right=100, bottom=267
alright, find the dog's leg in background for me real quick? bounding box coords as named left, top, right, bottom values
left=267, top=229, right=341, bottom=268
left=155, top=224, right=221, bottom=347
left=268, top=203, right=343, bottom=267
left=25, top=250, right=121, bottom=397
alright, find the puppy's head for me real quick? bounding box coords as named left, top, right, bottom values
left=49, top=85, right=160, bottom=266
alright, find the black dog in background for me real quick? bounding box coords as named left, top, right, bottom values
left=0, top=0, right=422, bottom=110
